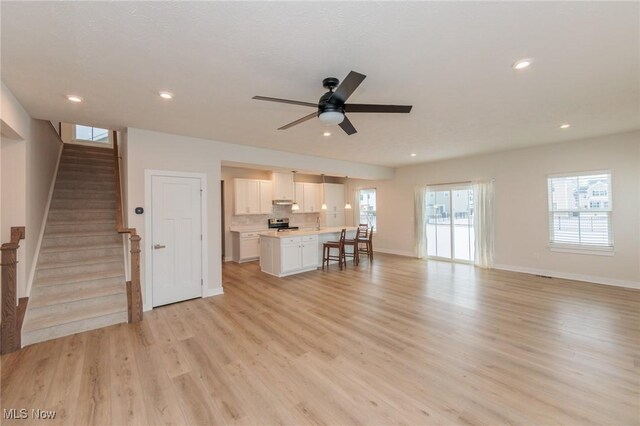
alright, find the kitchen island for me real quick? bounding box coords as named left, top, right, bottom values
left=259, top=227, right=357, bottom=277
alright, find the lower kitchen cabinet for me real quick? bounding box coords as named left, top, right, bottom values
left=231, top=231, right=261, bottom=263
left=260, top=235, right=319, bottom=277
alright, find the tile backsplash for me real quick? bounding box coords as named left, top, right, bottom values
left=230, top=205, right=321, bottom=228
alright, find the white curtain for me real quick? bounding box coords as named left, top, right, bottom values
left=414, top=186, right=428, bottom=259
left=473, top=180, right=495, bottom=268
left=352, top=188, right=361, bottom=226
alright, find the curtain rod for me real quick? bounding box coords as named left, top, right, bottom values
left=417, top=178, right=494, bottom=188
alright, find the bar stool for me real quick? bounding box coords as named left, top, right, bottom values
left=343, top=227, right=361, bottom=265
left=357, top=226, right=374, bottom=262
left=322, top=229, right=346, bottom=270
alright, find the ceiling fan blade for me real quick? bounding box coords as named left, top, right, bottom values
left=339, top=115, right=357, bottom=135
left=344, top=104, right=412, bottom=113
left=253, top=96, right=317, bottom=108
left=330, top=71, right=366, bottom=104
left=278, top=112, right=317, bottom=130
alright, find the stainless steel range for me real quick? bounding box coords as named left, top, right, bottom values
left=268, top=218, right=300, bottom=232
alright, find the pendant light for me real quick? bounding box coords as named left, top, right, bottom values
left=321, top=174, right=327, bottom=210
left=344, top=176, right=352, bottom=209
left=291, top=171, right=300, bottom=211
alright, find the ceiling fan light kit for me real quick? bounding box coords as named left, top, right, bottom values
left=318, top=111, right=345, bottom=125
left=253, top=70, right=412, bottom=135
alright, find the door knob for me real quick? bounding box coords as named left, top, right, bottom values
left=154, top=244, right=166, bottom=249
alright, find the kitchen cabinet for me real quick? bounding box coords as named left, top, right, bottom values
left=293, top=182, right=322, bottom=213
left=234, top=178, right=272, bottom=215
left=260, top=229, right=355, bottom=277
left=301, top=235, right=319, bottom=268
left=231, top=231, right=261, bottom=262
left=280, top=239, right=303, bottom=274
left=272, top=172, right=294, bottom=200
left=259, top=180, right=273, bottom=214
left=325, top=211, right=345, bottom=227
left=323, top=183, right=345, bottom=212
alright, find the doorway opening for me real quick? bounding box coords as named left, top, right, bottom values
left=426, top=185, right=475, bottom=263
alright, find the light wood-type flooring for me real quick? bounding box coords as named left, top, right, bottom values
left=2, top=254, right=639, bottom=425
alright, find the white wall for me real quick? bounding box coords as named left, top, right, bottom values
left=25, top=119, right=63, bottom=294
left=348, top=131, right=640, bottom=287
left=1, top=81, right=61, bottom=297
left=125, top=128, right=393, bottom=309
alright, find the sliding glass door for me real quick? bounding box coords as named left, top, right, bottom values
left=426, top=186, right=475, bottom=262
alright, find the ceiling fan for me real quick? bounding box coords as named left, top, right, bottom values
left=252, top=71, right=412, bottom=135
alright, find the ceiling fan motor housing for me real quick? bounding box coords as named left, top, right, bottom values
left=317, top=90, right=344, bottom=117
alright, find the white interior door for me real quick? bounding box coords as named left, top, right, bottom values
left=151, top=175, right=203, bottom=307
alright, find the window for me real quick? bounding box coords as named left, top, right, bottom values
left=75, top=125, right=109, bottom=143
left=547, top=171, right=612, bottom=250
left=358, top=188, right=377, bottom=230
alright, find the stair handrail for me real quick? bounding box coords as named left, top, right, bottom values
left=1, top=226, right=26, bottom=353
left=112, top=131, right=143, bottom=323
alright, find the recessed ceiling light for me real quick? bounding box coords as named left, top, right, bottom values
left=323, top=132, right=331, bottom=137
left=66, top=95, right=83, bottom=103
left=560, top=123, right=571, bottom=129
left=410, top=153, right=417, bottom=157
left=512, top=58, right=532, bottom=70
left=159, top=91, right=174, bottom=99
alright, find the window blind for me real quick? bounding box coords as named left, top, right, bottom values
left=547, top=172, right=612, bottom=247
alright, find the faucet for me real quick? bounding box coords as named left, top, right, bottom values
left=315, top=216, right=320, bottom=230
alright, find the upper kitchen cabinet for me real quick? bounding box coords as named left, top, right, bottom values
left=303, top=183, right=322, bottom=213
left=259, top=180, right=273, bottom=214
left=294, top=182, right=322, bottom=213
left=272, top=172, right=294, bottom=200
left=234, top=178, right=272, bottom=215
left=323, top=183, right=345, bottom=212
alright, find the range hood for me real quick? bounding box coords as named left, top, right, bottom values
left=272, top=199, right=294, bottom=206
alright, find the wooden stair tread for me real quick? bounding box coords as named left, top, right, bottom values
left=22, top=312, right=127, bottom=346
left=36, top=256, right=123, bottom=271
left=30, top=280, right=126, bottom=308
left=40, top=242, right=123, bottom=253
left=33, top=270, right=125, bottom=287
left=23, top=292, right=127, bottom=331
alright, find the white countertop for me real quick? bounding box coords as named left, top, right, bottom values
left=259, top=226, right=357, bottom=238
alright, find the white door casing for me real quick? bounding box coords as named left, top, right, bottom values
left=150, top=173, right=203, bottom=307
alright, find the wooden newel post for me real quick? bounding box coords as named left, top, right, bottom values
left=128, top=233, right=143, bottom=323
left=1, top=226, right=25, bottom=354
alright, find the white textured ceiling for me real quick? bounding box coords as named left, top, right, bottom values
left=1, top=1, right=638, bottom=167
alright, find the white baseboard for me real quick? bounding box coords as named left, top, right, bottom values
left=204, top=286, right=224, bottom=297
left=374, top=247, right=416, bottom=258
left=493, top=263, right=640, bottom=290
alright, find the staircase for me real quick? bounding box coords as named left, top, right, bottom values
left=22, top=144, right=128, bottom=346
